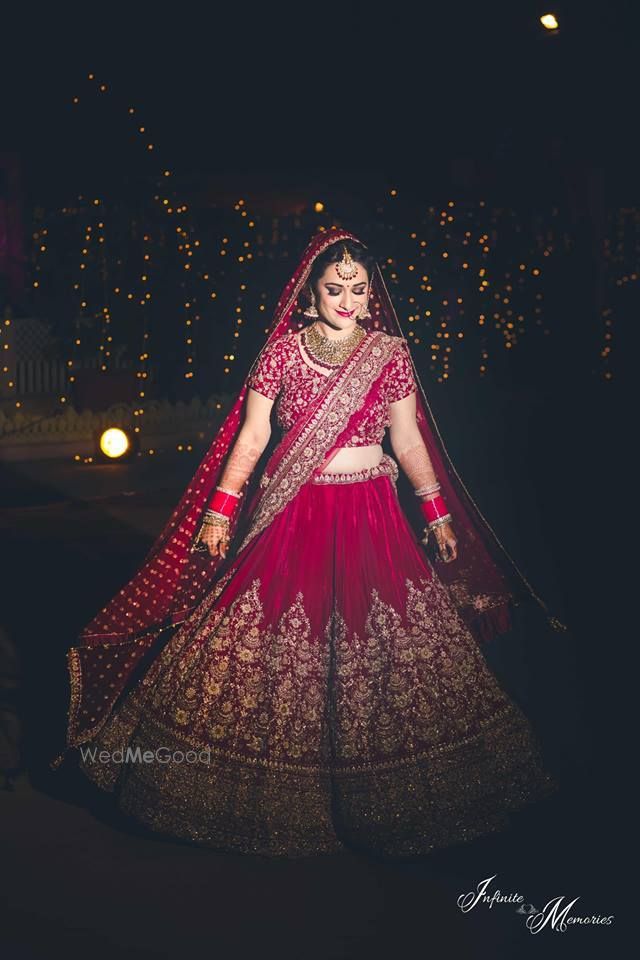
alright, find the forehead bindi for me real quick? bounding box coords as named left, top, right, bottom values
left=322, top=263, right=368, bottom=286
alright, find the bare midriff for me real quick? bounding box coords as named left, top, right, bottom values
left=295, top=331, right=384, bottom=475
left=319, top=444, right=384, bottom=473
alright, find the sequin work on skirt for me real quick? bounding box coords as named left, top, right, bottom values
left=78, top=459, right=558, bottom=858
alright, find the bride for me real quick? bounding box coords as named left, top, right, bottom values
left=51, top=228, right=560, bottom=857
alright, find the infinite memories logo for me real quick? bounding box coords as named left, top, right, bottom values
left=457, top=874, right=614, bottom=935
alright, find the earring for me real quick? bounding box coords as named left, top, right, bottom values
left=304, top=288, right=319, bottom=319
left=359, top=299, right=372, bottom=320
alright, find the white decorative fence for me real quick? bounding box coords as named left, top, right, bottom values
left=14, top=357, right=159, bottom=395
left=0, top=393, right=232, bottom=461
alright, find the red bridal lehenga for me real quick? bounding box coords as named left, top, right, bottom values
left=52, top=229, right=562, bottom=858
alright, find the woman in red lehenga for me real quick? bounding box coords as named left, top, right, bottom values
left=51, top=228, right=563, bottom=858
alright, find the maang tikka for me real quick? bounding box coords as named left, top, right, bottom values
left=304, top=244, right=372, bottom=320
left=335, top=244, right=359, bottom=281
left=337, top=244, right=372, bottom=319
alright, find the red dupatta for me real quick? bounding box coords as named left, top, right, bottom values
left=52, top=227, right=565, bottom=766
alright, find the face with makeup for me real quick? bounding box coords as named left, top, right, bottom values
left=313, top=261, right=370, bottom=333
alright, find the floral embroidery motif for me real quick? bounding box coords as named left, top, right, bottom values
left=310, top=453, right=399, bottom=486
left=80, top=570, right=556, bottom=856
left=331, top=574, right=514, bottom=764
left=384, top=339, right=417, bottom=404
left=239, top=332, right=399, bottom=552
left=86, top=572, right=533, bottom=773
left=247, top=331, right=416, bottom=447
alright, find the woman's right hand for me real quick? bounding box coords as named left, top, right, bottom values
left=198, top=522, right=231, bottom=559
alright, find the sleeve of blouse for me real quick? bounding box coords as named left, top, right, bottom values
left=386, top=339, right=417, bottom=404
left=246, top=338, right=284, bottom=400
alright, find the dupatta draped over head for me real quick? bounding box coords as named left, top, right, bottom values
left=54, top=227, right=565, bottom=764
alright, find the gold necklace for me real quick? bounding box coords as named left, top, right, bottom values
left=304, top=321, right=366, bottom=367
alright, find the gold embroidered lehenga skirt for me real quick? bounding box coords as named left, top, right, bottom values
left=78, top=454, right=557, bottom=857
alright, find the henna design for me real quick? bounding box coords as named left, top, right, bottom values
left=396, top=442, right=440, bottom=501
left=198, top=438, right=266, bottom=555
left=218, top=439, right=263, bottom=493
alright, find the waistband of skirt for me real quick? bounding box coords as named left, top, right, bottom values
left=310, top=453, right=399, bottom=485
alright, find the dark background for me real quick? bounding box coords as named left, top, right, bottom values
left=0, top=3, right=631, bottom=958
left=1, top=1, right=637, bottom=203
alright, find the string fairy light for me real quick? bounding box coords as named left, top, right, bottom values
left=26, top=76, right=624, bottom=464
left=74, top=72, right=226, bottom=453
left=94, top=202, right=115, bottom=373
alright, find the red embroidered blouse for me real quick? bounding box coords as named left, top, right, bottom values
left=246, top=332, right=416, bottom=447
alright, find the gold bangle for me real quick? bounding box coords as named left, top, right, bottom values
left=204, top=509, right=231, bottom=523
left=202, top=516, right=230, bottom=528
left=427, top=514, right=452, bottom=530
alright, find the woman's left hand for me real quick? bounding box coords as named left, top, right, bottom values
left=434, top=522, right=458, bottom=563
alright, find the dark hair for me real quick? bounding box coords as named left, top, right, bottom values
left=306, top=238, right=377, bottom=300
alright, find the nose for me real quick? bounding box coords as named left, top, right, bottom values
left=340, top=291, right=354, bottom=310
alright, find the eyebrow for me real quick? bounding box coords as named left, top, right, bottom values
left=324, top=280, right=367, bottom=288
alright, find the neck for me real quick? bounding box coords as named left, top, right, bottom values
left=314, top=319, right=358, bottom=341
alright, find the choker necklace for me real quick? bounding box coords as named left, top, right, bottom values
left=303, top=321, right=367, bottom=368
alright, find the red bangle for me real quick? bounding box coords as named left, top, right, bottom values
left=207, top=489, right=240, bottom=518
left=420, top=495, right=449, bottom=524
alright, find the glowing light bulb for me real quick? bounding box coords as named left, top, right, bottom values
left=540, top=13, right=559, bottom=30
left=99, top=428, right=130, bottom=459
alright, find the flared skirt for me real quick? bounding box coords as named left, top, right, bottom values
left=78, top=454, right=558, bottom=857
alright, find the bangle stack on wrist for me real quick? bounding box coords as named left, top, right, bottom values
left=415, top=481, right=441, bottom=499
left=192, top=485, right=244, bottom=552
left=419, top=494, right=453, bottom=546
left=208, top=486, right=243, bottom=514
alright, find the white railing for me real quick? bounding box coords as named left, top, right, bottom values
left=14, top=357, right=157, bottom=394
left=0, top=393, right=233, bottom=461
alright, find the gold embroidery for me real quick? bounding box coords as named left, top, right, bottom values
left=238, top=332, right=398, bottom=552
left=311, top=453, right=399, bottom=486
left=447, top=579, right=509, bottom=615
left=65, top=565, right=238, bottom=749
left=79, top=571, right=557, bottom=857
